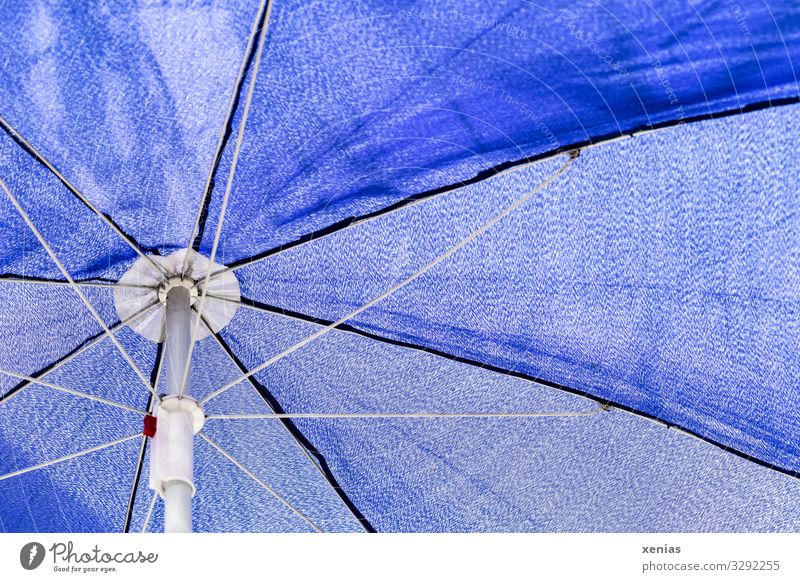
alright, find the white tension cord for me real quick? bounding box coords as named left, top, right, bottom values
left=205, top=407, right=608, bottom=420
left=202, top=150, right=580, bottom=405
left=0, top=176, right=157, bottom=395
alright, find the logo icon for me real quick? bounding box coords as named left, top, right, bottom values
left=20, top=542, right=45, bottom=570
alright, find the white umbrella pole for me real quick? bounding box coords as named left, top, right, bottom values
left=163, top=285, right=193, bottom=533
left=121, top=252, right=229, bottom=534
left=151, top=284, right=204, bottom=533
left=165, top=286, right=192, bottom=398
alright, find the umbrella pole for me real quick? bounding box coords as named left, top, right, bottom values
left=161, top=285, right=195, bottom=533
left=124, top=251, right=229, bottom=533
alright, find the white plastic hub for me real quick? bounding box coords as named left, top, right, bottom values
left=157, top=277, right=198, bottom=304
left=149, top=395, right=205, bottom=497
left=114, top=248, right=240, bottom=342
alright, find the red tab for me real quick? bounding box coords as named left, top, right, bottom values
left=143, top=415, right=157, bottom=438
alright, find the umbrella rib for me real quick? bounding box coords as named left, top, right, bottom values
left=0, top=434, right=141, bottom=483
left=198, top=296, right=609, bottom=416
left=202, top=150, right=579, bottom=405
left=0, top=369, right=147, bottom=415
left=204, top=148, right=556, bottom=283
left=0, top=115, right=168, bottom=278
left=0, top=176, right=156, bottom=396
left=0, top=276, right=152, bottom=290
left=141, top=492, right=158, bottom=533
left=199, top=297, right=800, bottom=481
left=0, top=301, right=160, bottom=408
left=180, top=0, right=274, bottom=397
left=182, top=0, right=272, bottom=273
left=203, top=294, right=615, bottom=408
left=123, top=437, right=148, bottom=534
left=206, top=95, right=800, bottom=283
left=123, top=342, right=164, bottom=533
left=205, top=294, right=330, bottom=327
left=207, top=408, right=608, bottom=420
left=198, top=433, right=324, bottom=533
left=193, top=308, right=372, bottom=532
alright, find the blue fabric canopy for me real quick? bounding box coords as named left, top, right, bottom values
left=1, top=0, right=799, bottom=532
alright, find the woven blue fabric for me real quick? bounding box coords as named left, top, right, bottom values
left=200, top=0, right=800, bottom=263
left=0, top=0, right=261, bottom=253
left=0, top=0, right=799, bottom=532
left=244, top=103, right=800, bottom=476
left=213, top=308, right=800, bottom=532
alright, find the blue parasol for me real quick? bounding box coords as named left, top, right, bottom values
left=1, top=0, right=799, bottom=532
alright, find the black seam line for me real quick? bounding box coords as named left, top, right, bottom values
left=210, top=331, right=377, bottom=532
left=225, top=94, right=800, bottom=271
left=235, top=295, right=800, bottom=481
left=0, top=324, right=117, bottom=405
left=0, top=119, right=161, bottom=256
left=191, top=0, right=272, bottom=252
left=0, top=274, right=119, bottom=284
left=123, top=342, right=162, bottom=534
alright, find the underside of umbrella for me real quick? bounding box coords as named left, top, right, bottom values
left=1, top=0, right=799, bottom=533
